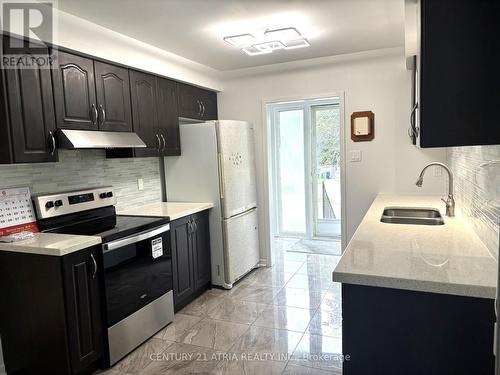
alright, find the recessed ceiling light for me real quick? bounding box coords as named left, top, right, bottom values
left=254, top=40, right=286, bottom=52
left=241, top=46, right=273, bottom=56
left=264, top=27, right=301, bottom=41
left=283, top=38, right=310, bottom=50
left=223, top=33, right=256, bottom=47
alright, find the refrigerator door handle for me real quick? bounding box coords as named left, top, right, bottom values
left=218, top=153, right=225, bottom=199
left=225, top=207, right=257, bottom=222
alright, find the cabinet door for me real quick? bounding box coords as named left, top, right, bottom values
left=129, top=70, right=160, bottom=157
left=170, top=216, right=195, bottom=310
left=200, top=90, right=218, bottom=120
left=3, top=43, right=57, bottom=163
left=156, top=77, right=181, bottom=156
left=94, top=61, right=133, bottom=132
left=52, top=51, right=98, bottom=130
left=191, top=211, right=211, bottom=291
left=178, top=83, right=202, bottom=120
left=419, top=0, right=500, bottom=147
left=62, top=247, right=103, bottom=374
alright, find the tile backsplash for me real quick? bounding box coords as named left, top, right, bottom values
left=0, top=150, right=162, bottom=211
left=447, top=145, right=500, bottom=259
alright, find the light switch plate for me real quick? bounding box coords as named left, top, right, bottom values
left=350, top=150, right=362, bottom=162
left=137, top=178, right=144, bottom=190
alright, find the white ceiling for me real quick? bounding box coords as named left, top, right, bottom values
left=57, top=0, right=405, bottom=71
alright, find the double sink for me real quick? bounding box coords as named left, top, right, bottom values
left=380, top=207, right=444, bottom=226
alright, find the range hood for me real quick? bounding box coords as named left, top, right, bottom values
left=58, top=129, right=146, bottom=149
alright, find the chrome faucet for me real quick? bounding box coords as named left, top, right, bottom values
left=416, top=162, right=455, bottom=217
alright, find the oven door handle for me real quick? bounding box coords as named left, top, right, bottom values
left=103, top=223, right=170, bottom=253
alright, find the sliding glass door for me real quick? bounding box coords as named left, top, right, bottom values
left=270, top=98, right=341, bottom=239
left=311, top=104, right=341, bottom=238
left=274, top=106, right=307, bottom=236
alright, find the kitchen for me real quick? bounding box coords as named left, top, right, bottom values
left=0, top=0, right=499, bottom=374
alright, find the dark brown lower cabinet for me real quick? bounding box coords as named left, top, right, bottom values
left=0, top=247, right=104, bottom=375
left=171, top=210, right=211, bottom=311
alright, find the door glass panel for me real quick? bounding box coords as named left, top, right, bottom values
left=278, top=109, right=306, bottom=234
left=312, top=104, right=341, bottom=237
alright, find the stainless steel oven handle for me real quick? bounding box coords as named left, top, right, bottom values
left=103, top=223, right=170, bottom=253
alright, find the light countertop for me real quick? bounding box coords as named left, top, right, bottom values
left=333, top=194, right=497, bottom=299
left=0, top=233, right=102, bottom=257
left=118, top=202, right=214, bottom=221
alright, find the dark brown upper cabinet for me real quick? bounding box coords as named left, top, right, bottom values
left=178, top=82, right=218, bottom=121
left=405, top=0, right=500, bottom=148
left=0, top=37, right=57, bottom=164
left=156, top=77, right=180, bottom=156
left=53, top=53, right=133, bottom=133
left=200, top=89, right=218, bottom=120
left=94, top=61, right=133, bottom=132
left=52, top=51, right=98, bottom=131
left=129, top=70, right=160, bottom=157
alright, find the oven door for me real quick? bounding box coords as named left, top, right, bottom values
left=102, top=224, right=172, bottom=327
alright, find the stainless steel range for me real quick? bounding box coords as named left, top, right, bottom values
left=32, top=187, right=174, bottom=366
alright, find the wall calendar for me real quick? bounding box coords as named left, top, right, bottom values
left=0, top=187, right=38, bottom=237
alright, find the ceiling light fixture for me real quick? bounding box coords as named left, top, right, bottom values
left=223, top=33, right=256, bottom=47
left=283, top=38, right=310, bottom=50
left=223, top=26, right=310, bottom=56
left=241, top=45, right=273, bottom=56
left=254, top=40, right=285, bottom=52
left=264, top=27, right=301, bottom=41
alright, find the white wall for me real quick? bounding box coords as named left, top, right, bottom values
left=218, top=47, right=446, bottom=261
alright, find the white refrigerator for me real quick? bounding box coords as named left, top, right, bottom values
left=165, top=120, right=260, bottom=289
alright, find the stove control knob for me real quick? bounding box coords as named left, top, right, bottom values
left=106, top=192, right=113, bottom=198
left=45, top=201, right=54, bottom=209
left=54, top=200, right=63, bottom=207
left=99, top=192, right=107, bottom=199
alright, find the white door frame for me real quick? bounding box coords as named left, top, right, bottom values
left=261, top=92, right=347, bottom=266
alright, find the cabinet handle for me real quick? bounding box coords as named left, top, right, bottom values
left=160, top=134, right=166, bottom=151
left=193, top=220, right=198, bottom=233
left=197, top=100, right=202, bottom=116
left=218, top=153, right=225, bottom=199
left=91, top=104, right=98, bottom=126
left=90, top=253, right=97, bottom=279
left=201, top=101, right=205, bottom=117
left=99, top=104, right=106, bottom=127
left=48, top=130, right=56, bottom=156
left=408, top=102, right=419, bottom=139
left=155, top=134, right=161, bottom=150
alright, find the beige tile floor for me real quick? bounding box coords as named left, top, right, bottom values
left=99, top=239, right=343, bottom=374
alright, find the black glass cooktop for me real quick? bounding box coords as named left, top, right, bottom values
left=96, top=215, right=169, bottom=243
left=39, top=206, right=169, bottom=243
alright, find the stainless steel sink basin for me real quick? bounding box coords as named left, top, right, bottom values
left=380, top=207, right=444, bottom=225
